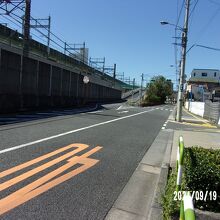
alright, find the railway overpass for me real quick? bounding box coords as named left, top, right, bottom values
left=0, top=24, right=132, bottom=113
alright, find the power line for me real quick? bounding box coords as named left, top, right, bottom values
left=174, top=0, right=185, bottom=88
left=194, top=6, right=220, bottom=43
left=188, top=0, right=199, bottom=33
left=176, top=0, right=185, bottom=27
left=2, top=14, right=49, bottom=45
left=1, top=2, right=129, bottom=82
left=189, top=0, right=199, bottom=18
left=207, top=0, right=220, bottom=6
left=8, top=2, right=84, bottom=58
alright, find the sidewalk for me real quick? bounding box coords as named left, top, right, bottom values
left=172, top=107, right=217, bottom=128
left=105, top=106, right=220, bottom=220
left=170, top=129, right=220, bottom=167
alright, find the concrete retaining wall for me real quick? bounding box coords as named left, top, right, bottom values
left=0, top=47, right=122, bottom=113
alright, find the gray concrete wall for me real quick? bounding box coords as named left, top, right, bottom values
left=0, top=47, right=121, bottom=113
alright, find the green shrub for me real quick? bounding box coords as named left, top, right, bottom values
left=162, top=168, right=179, bottom=219
left=162, top=147, right=220, bottom=219
left=184, top=147, right=220, bottom=212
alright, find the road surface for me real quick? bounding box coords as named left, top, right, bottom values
left=0, top=103, right=173, bottom=220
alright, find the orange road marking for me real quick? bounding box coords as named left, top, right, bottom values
left=0, top=144, right=102, bottom=216
left=0, top=144, right=88, bottom=191
left=0, top=143, right=87, bottom=178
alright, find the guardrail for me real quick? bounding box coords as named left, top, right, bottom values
left=176, top=136, right=196, bottom=220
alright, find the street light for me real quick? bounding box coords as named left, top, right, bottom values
left=160, top=21, right=184, bottom=31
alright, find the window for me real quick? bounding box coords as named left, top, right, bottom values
left=214, top=72, right=217, bottom=77
left=193, top=73, right=196, bottom=77
left=202, top=72, right=207, bottom=77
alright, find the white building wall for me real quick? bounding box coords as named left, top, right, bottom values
left=190, top=69, right=220, bottom=82
left=188, top=101, right=205, bottom=117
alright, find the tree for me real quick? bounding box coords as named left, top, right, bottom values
left=143, top=75, right=173, bottom=106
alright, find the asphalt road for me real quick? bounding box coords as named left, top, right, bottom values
left=0, top=103, right=173, bottom=220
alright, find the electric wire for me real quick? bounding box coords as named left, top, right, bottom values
left=9, top=2, right=84, bottom=58
left=0, top=2, right=128, bottom=82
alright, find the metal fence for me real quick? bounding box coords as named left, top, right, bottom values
left=204, top=100, right=220, bottom=123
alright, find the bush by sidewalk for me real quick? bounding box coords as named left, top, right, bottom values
left=162, top=147, right=220, bottom=219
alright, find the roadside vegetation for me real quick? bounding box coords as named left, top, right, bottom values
left=141, top=75, right=173, bottom=106
left=162, top=147, right=220, bottom=219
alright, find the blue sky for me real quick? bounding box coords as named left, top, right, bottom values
left=2, top=0, right=220, bottom=87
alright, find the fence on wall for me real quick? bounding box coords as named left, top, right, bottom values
left=204, top=100, right=220, bottom=124
left=185, top=101, right=220, bottom=125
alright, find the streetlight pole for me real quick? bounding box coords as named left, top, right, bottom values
left=176, top=0, right=190, bottom=122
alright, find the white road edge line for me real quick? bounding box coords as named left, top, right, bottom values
left=117, top=105, right=123, bottom=110
left=87, top=110, right=103, bottom=114
left=0, top=109, right=155, bottom=154
left=118, top=111, right=129, bottom=114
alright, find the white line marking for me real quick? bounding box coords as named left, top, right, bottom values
left=162, top=127, right=165, bottom=130
left=117, top=105, right=134, bottom=110
left=0, top=109, right=155, bottom=154
left=117, top=105, right=123, bottom=110
left=87, top=110, right=103, bottom=114
left=118, top=111, right=129, bottom=114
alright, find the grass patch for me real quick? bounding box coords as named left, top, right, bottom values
left=162, top=147, right=220, bottom=220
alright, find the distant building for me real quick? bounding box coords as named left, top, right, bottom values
left=188, top=69, right=220, bottom=89
left=186, top=69, right=220, bottom=101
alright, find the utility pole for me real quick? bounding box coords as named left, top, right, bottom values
left=113, top=64, right=116, bottom=79
left=140, top=73, right=144, bottom=105
left=23, top=0, right=31, bottom=55
left=47, top=15, right=51, bottom=55
left=132, top=78, right=135, bottom=102
left=29, top=16, right=51, bottom=56
left=82, top=41, right=85, bottom=63
left=102, top=57, right=105, bottom=74
left=176, top=0, right=190, bottom=122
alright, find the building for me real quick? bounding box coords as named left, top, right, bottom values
left=188, top=69, right=220, bottom=89
left=186, top=69, right=220, bottom=101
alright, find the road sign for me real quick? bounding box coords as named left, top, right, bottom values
left=83, top=75, right=90, bottom=84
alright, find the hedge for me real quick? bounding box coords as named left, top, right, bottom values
left=162, top=147, right=220, bottom=219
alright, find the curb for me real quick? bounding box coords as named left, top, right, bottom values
left=147, top=129, right=174, bottom=220
left=195, top=208, right=220, bottom=220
